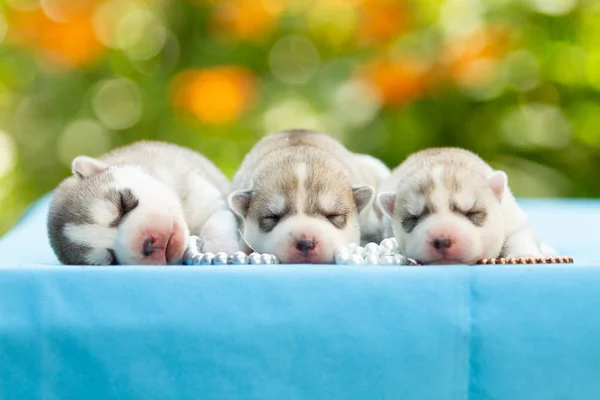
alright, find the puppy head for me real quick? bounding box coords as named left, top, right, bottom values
left=378, top=166, right=506, bottom=264
left=229, top=156, right=373, bottom=263
left=47, top=155, right=189, bottom=265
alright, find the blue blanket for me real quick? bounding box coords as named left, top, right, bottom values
left=1, top=194, right=600, bottom=400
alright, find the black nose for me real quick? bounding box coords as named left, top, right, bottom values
left=143, top=236, right=156, bottom=256
left=432, top=238, right=452, bottom=250
left=296, top=239, right=316, bottom=255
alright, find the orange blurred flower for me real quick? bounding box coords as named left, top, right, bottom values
left=441, top=26, right=513, bottom=87
left=210, top=0, right=283, bottom=41
left=359, top=56, right=431, bottom=107
left=6, top=2, right=105, bottom=69
left=356, top=0, right=410, bottom=46
left=170, top=66, right=258, bottom=125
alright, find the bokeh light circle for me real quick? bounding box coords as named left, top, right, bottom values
left=459, top=59, right=506, bottom=100
left=571, top=102, right=600, bottom=149
left=501, top=103, right=572, bottom=149
left=524, top=0, right=577, bottom=16
left=92, top=0, right=131, bottom=48
left=0, top=131, right=17, bottom=179
left=494, top=157, right=571, bottom=197
left=332, top=80, right=381, bottom=128
left=269, top=35, right=320, bottom=85
left=40, top=0, right=77, bottom=23
left=263, top=99, right=326, bottom=133
left=585, top=50, right=600, bottom=90
left=93, top=1, right=167, bottom=60
left=92, top=78, right=143, bottom=130
left=57, top=119, right=111, bottom=168
left=0, top=14, right=7, bottom=45
left=503, top=50, right=540, bottom=91
left=116, top=9, right=167, bottom=60
left=439, top=0, right=484, bottom=38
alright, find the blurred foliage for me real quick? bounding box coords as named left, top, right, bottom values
left=0, top=0, right=599, bottom=235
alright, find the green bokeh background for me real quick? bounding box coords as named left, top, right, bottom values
left=0, top=0, right=599, bottom=236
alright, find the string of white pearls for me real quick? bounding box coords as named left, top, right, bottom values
left=182, top=236, right=419, bottom=266
left=182, top=236, right=280, bottom=265
left=334, top=237, right=420, bottom=266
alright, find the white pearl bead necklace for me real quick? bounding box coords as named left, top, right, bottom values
left=334, top=237, right=420, bottom=266
left=182, top=236, right=280, bottom=265
left=182, top=236, right=419, bottom=266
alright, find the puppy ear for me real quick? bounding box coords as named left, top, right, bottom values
left=72, top=156, right=108, bottom=178
left=488, top=171, right=507, bottom=202
left=377, top=192, right=397, bottom=218
left=352, top=185, right=374, bottom=213
left=228, top=190, right=253, bottom=219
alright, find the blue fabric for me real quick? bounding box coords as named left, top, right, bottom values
left=1, top=193, right=599, bottom=400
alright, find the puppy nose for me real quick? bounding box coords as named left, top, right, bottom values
left=143, top=236, right=157, bottom=256
left=296, top=239, right=317, bottom=255
left=432, top=238, right=452, bottom=251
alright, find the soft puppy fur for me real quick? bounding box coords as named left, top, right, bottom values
left=228, top=129, right=390, bottom=263
left=48, top=140, right=239, bottom=265
left=377, top=147, right=555, bottom=265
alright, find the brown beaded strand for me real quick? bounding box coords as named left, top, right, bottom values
left=476, top=256, right=574, bottom=265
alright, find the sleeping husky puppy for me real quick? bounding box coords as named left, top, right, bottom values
left=47, top=141, right=239, bottom=265
left=228, top=129, right=390, bottom=263
left=377, top=147, right=555, bottom=265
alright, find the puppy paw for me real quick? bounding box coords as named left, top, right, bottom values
left=202, top=238, right=240, bottom=254
left=503, top=250, right=544, bottom=259
left=540, top=243, right=558, bottom=257
left=199, top=209, right=241, bottom=254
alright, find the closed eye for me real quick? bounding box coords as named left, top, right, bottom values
left=325, top=213, right=347, bottom=229
left=259, top=215, right=281, bottom=232
left=107, top=249, right=119, bottom=265
left=401, top=207, right=431, bottom=233
left=110, top=189, right=139, bottom=227
left=402, top=213, right=420, bottom=225
left=120, top=189, right=139, bottom=215
left=452, top=204, right=488, bottom=227
left=464, top=209, right=487, bottom=226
